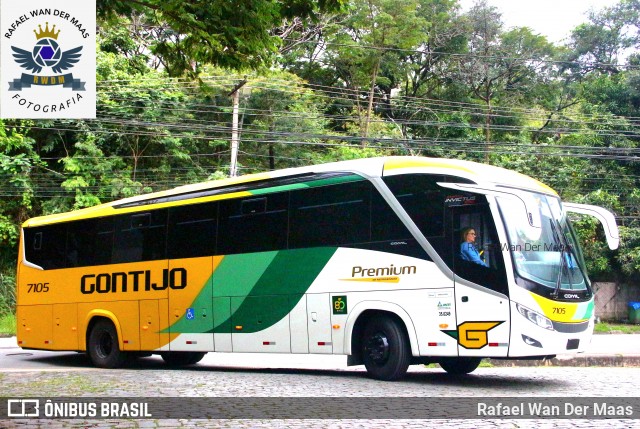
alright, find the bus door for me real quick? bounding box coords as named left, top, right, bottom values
left=167, top=257, right=215, bottom=352
left=445, top=194, right=510, bottom=357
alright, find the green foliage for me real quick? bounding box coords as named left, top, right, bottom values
left=594, top=322, right=640, bottom=333
left=0, top=272, right=16, bottom=317
left=0, top=216, right=18, bottom=250
left=617, top=226, right=640, bottom=278
left=0, top=122, right=42, bottom=275
left=97, top=0, right=346, bottom=74
left=0, top=313, right=16, bottom=336
left=238, top=71, right=333, bottom=171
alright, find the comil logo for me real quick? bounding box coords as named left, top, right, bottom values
left=1, top=1, right=96, bottom=118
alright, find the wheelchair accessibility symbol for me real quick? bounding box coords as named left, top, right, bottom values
left=186, top=308, right=195, bottom=320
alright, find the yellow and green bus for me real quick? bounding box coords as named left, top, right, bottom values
left=16, top=156, right=619, bottom=380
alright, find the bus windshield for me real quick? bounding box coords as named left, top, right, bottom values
left=498, top=193, right=588, bottom=292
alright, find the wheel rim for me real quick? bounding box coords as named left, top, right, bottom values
left=96, top=332, right=113, bottom=359
left=364, top=331, right=390, bottom=365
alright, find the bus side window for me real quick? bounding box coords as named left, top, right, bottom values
left=33, top=232, right=42, bottom=250
left=289, top=181, right=370, bottom=248
left=241, top=198, right=267, bottom=215
left=370, top=191, right=431, bottom=260
left=382, top=174, right=470, bottom=238
left=67, top=217, right=114, bottom=267
left=218, top=192, right=288, bottom=255
left=94, top=218, right=115, bottom=266
left=168, top=202, right=218, bottom=259
left=113, top=210, right=168, bottom=263
left=371, top=192, right=411, bottom=241
left=383, top=174, right=459, bottom=265
left=24, top=224, right=67, bottom=269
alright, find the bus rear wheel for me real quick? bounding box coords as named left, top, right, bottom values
left=160, top=352, right=206, bottom=367
left=361, top=315, right=410, bottom=381
left=87, top=319, right=128, bottom=369
left=439, top=357, right=482, bottom=375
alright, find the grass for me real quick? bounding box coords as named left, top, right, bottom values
left=594, top=322, right=640, bottom=334
left=0, top=271, right=16, bottom=317
left=0, top=313, right=16, bottom=336
left=15, top=374, right=111, bottom=396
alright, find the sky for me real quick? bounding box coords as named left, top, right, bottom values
left=458, top=0, right=619, bottom=43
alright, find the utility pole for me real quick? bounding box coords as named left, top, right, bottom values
left=228, top=79, right=247, bottom=177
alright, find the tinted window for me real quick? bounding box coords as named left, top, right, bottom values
left=218, top=193, right=289, bottom=254
left=369, top=191, right=429, bottom=260
left=451, top=203, right=509, bottom=295
left=113, top=210, right=167, bottom=263
left=290, top=181, right=370, bottom=248
left=383, top=174, right=455, bottom=238
left=24, top=224, right=67, bottom=269
left=371, top=191, right=413, bottom=242
left=67, top=217, right=114, bottom=267
left=168, top=202, right=218, bottom=259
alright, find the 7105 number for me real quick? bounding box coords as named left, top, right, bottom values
left=27, top=283, right=50, bottom=293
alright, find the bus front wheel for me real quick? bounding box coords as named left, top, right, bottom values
left=361, top=315, right=410, bottom=381
left=439, top=357, right=482, bottom=375
left=87, top=319, right=128, bottom=369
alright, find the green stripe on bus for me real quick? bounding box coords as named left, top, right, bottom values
left=250, top=174, right=364, bottom=196
left=212, top=247, right=337, bottom=333
left=165, top=247, right=337, bottom=334
left=575, top=300, right=594, bottom=320
left=164, top=252, right=278, bottom=334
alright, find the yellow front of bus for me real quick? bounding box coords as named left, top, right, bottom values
left=497, top=193, right=598, bottom=357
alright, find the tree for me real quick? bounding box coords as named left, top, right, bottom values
left=391, top=0, right=468, bottom=141
left=456, top=1, right=556, bottom=157
left=238, top=71, right=332, bottom=171
left=97, top=0, right=346, bottom=75
left=0, top=122, right=42, bottom=269
left=565, top=0, right=640, bottom=76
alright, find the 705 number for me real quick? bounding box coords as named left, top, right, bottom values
left=27, top=283, right=50, bottom=293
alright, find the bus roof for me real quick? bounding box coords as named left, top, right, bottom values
left=382, top=157, right=557, bottom=195
left=23, top=156, right=557, bottom=227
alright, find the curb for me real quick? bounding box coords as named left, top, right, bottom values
left=488, top=355, right=640, bottom=367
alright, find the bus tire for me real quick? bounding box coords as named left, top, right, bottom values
left=361, top=315, right=410, bottom=381
left=87, top=319, right=128, bottom=369
left=161, top=352, right=206, bottom=367
left=439, top=357, right=482, bottom=375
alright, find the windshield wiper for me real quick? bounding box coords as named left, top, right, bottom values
left=549, top=218, right=574, bottom=298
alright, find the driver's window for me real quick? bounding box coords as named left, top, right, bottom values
left=383, top=173, right=508, bottom=295
left=451, top=203, right=508, bottom=295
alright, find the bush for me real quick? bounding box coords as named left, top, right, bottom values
left=0, top=271, right=16, bottom=316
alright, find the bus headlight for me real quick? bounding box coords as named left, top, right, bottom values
left=516, top=303, right=553, bottom=331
